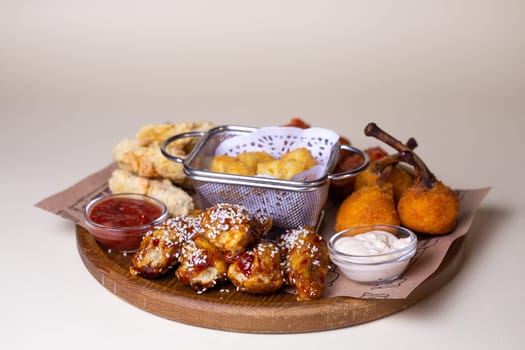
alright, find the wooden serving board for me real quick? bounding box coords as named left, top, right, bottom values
left=76, top=225, right=465, bottom=333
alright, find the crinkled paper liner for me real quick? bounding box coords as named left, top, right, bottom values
left=35, top=162, right=491, bottom=299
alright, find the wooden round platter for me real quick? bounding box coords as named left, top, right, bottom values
left=76, top=225, right=465, bottom=333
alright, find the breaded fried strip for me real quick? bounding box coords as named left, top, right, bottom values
left=112, top=138, right=189, bottom=186
left=108, top=168, right=194, bottom=215
left=136, top=122, right=214, bottom=150
left=113, top=122, right=214, bottom=187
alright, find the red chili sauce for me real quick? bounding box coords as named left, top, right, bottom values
left=89, top=197, right=163, bottom=228
left=86, top=196, right=165, bottom=252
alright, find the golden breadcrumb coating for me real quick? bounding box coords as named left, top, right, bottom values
left=354, top=164, right=414, bottom=203
left=112, top=138, right=189, bottom=186
left=397, top=180, right=460, bottom=235
left=334, top=183, right=400, bottom=232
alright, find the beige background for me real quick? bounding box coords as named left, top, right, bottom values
left=1, top=1, right=524, bottom=349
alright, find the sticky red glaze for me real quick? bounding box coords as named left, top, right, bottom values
left=237, top=252, right=255, bottom=277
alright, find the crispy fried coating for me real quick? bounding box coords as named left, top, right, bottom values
left=334, top=183, right=400, bottom=232
left=108, top=167, right=150, bottom=193
left=200, top=203, right=270, bottom=262
left=136, top=122, right=214, bottom=150
left=257, top=159, right=306, bottom=180
left=397, top=180, right=459, bottom=235
left=277, top=226, right=330, bottom=301
left=257, top=147, right=318, bottom=180
left=280, top=147, right=318, bottom=169
left=210, top=152, right=275, bottom=176
left=210, top=148, right=317, bottom=180
left=355, top=164, right=414, bottom=203
left=227, top=241, right=284, bottom=294
left=129, top=213, right=203, bottom=278
left=113, top=122, right=213, bottom=187
left=388, top=166, right=415, bottom=203
left=108, top=168, right=194, bottom=215
left=175, top=234, right=228, bottom=293
left=112, top=138, right=189, bottom=186
left=146, top=180, right=194, bottom=216
left=363, top=123, right=460, bottom=235
left=236, top=152, right=275, bottom=174
left=210, top=155, right=254, bottom=176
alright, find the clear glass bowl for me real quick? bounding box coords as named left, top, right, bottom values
left=328, top=224, right=417, bottom=284
left=83, top=193, right=168, bottom=253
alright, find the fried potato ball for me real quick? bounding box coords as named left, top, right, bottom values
left=257, top=147, right=318, bottom=180
left=209, top=148, right=317, bottom=180
left=280, top=147, right=318, bottom=170
left=257, top=159, right=307, bottom=180
left=210, top=155, right=254, bottom=176
left=237, top=151, right=275, bottom=174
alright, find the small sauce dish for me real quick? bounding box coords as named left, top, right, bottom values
left=83, top=193, right=168, bottom=253
left=328, top=224, right=417, bottom=284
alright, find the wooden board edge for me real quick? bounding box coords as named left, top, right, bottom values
left=76, top=225, right=465, bottom=333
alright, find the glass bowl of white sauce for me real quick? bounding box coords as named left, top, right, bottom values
left=328, top=224, right=417, bottom=284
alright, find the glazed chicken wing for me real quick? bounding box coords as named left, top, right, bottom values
left=277, top=226, right=330, bottom=301
left=129, top=212, right=203, bottom=278
left=175, top=234, right=229, bottom=293
left=227, top=241, right=283, bottom=294
left=201, top=203, right=271, bottom=262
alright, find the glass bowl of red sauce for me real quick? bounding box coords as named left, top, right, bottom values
left=83, top=193, right=168, bottom=253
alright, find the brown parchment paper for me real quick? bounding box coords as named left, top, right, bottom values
left=35, top=162, right=491, bottom=299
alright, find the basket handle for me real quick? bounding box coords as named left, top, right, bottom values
left=328, top=144, right=370, bottom=181
left=160, top=131, right=206, bottom=164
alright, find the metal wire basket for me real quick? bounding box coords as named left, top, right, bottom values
left=161, top=125, right=369, bottom=229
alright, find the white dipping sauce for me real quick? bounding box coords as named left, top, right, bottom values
left=332, top=230, right=415, bottom=283
left=334, top=230, right=411, bottom=258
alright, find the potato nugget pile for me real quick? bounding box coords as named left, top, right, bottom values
left=130, top=203, right=330, bottom=300
left=210, top=147, right=318, bottom=180
left=108, top=122, right=213, bottom=215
